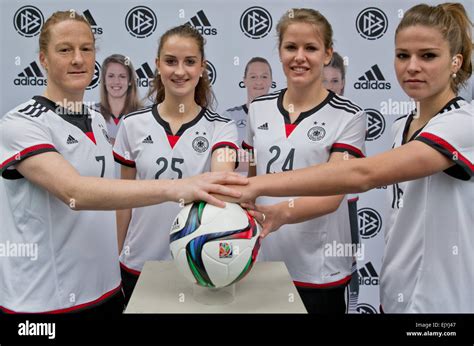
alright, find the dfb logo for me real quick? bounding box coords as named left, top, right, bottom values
left=135, top=62, right=155, bottom=88
left=365, top=108, right=386, bottom=141
left=83, top=9, right=103, bottom=35
left=354, top=64, right=391, bottom=90
left=240, top=6, right=272, bottom=39
left=356, top=303, right=378, bottom=314
left=206, top=60, right=217, bottom=85
left=125, top=6, right=157, bottom=38
left=356, top=7, right=388, bottom=40
left=14, top=61, right=47, bottom=86
left=86, top=62, right=101, bottom=90
left=14, top=5, right=44, bottom=37
left=358, top=207, right=382, bottom=239
left=185, top=10, right=217, bottom=36
left=358, top=262, right=379, bottom=286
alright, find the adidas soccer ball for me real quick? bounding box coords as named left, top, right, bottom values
left=169, top=201, right=261, bottom=288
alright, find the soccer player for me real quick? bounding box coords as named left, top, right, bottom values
left=242, top=9, right=366, bottom=314
left=113, top=25, right=239, bottom=304
left=0, top=11, right=246, bottom=314
left=236, top=3, right=473, bottom=313
left=97, top=54, right=143, bottom=145
left=323, top=51, right=361, bottom=314
left=223, top=57, right=273, bottom=175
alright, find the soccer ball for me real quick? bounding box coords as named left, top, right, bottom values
left=169, top=201, right=261, bottom=288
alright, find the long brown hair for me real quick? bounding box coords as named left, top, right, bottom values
left=396, top=3, right=473, bottom=93
left=146, top=24, right=216, bottom=109
left=99, top=54, right=142, bottom=120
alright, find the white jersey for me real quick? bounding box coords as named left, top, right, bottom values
left=93, top=103, right=123, bottom=141
left=223, top=104, right=249, bottom=175
left=113, top=105, right=238, bottom=274
left=0, top=96, right=121, bottom=313
left=244, top=89, right=366, bottom=287
left=381, top=98, right=474, bottom=313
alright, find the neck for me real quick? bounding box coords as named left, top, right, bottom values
left=44, top=87, right=84, bottom=112
left=108, top=97, right=126, bottom=116
left=415, top=87, right=456, bottom=123
left=284, top=81, right=328, bottom=115
left=160, top=95, right=200, bottom=121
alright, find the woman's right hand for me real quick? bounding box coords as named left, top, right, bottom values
left=172, top=171, right=249, bottom=207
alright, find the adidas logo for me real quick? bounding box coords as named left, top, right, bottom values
left=14, top=61, right=47, bottom=86
left=354, top=64, right=391, bottom=90
left=83, top=9, right=103, bottom=35
left=358, top=261, right=379, bottom=286
left=142, top=135, right=154, bottom=144
left=171, top=218, right=181, bottom=231
left=185, top=10, right=217, bottom=35
left=66, top=135, right=79, bottom=144
left=257, top=122, right=269, bottom=130
left=136, top=63, right=154, bottom=88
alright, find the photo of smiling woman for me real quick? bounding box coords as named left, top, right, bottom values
left=97, top=54, right=143, bottom=145
left=113, top=24, right=239, bottom=304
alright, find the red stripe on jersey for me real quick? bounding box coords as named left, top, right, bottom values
left=85, top=131, right=96, bottom=144
left=348, top=197, right=359, bottom=202
left=285, top=123, right=296, bottom=138
left=418, top=132, right=474, bottom=171
left=331, top=143, right=365, bottom=158
left=113, top=117, right=120, bottom=125
left=242, top=141, right=253, bottom=150
left=0, top=284, right=122, bottom=314
left=212, top=141, right=239, bottom=152
left=294, top=274, right=351, bottom=288
left=0, top=144, right=55, bottom=169
left=167, top=134, right=180, bottom=149
left=120, top=262, right=141, bottom=276
left=113, top=151, right=135, bottom=167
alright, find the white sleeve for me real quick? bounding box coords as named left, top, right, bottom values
left=211, top=119, right=239, bottom=153
left=330, top=110, right=367, bottom=158
left=242, top=103, right=255, bottom=150
left=0, top=111, right=56, bottom=178
left=112, top=119, right=135, bottom=168
left=416, top=105, right=473, bottom=180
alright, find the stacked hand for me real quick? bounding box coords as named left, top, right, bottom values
left=241, top=202, right=286, bottom=239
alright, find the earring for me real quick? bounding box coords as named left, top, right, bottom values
left=200, top=74, right=203, bottom=78
left=452, top=72, right=457, bottom=79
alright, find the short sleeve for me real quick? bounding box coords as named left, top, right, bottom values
left=0, top=112, right=57, bottom=179
left=416, top=105, right=473, bottom=180
left=242, top=103, right=255, bottom=150
left=330, top=110, right=367, bottom=158
left=112, top=120, right=135, bottom=168
left=211, top=120, right=239, bottom=153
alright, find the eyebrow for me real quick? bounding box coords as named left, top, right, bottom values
left=163, top=54, right=199, bottom=59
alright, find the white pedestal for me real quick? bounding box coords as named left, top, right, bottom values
left=124, top=261, right=307, bottom=313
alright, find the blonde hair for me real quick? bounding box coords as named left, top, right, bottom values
left=39, top=10, right=94, bottom=54
left=276, top=8, right=333, bottom=50
left=396, top=2, right=473, bottom=93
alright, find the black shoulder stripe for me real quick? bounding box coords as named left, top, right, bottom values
left=331, top=95, right=362, bottom=112
left=124, top=106, right=153, bottom=120
left=328, top=101, right=359, bottom=115
left=18, top=102, right=48, bottom=118
left=204, top=110, right=230, bottom=123
left=252, top=91, right=280, bottom=103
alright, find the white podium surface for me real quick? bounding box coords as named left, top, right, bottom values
left=125, top=261, right=307, bottom=313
